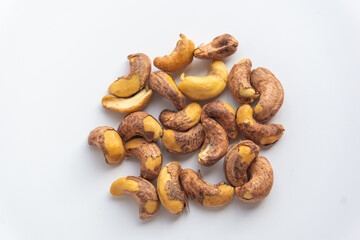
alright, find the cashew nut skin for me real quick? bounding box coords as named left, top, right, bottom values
left=124, top=138, right=163, bottom=182
left=148, top=71, right=185, bottom=110
left=198, top=118, right=229, bottom=167
left=228, top=58, right=259, bottom=103
left=194, top=34, right=238, bottom=60
left=236, top=104, right=284, bottom=146
left=161, top=123, right=205, bottom=154
left=117, top=111, right=162, bottom=142
left=153, top=34, right=195, bottom=72
left=110, top=176, right=160, bottom=220
left=179, top=60, right=228, bottom=101
left=102, top=87, right=153, bottom=114
left=159, top=103, right=201, bottom=132
left=88, top=126, right=126, bottom=164
left=235, top=155, right=273, bottom=203
left=224, top=140, right=260, bottom=187
left=251, top=67, right=284, bottom=122
left=180, top=169, right=234, bottom=207
left=109, top=53, right=151, bottom=98
left=201, top=100, right=238, bottom=139
left=157, top=162, right=188, bottom=214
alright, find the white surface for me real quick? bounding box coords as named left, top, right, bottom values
left=1, top=0, right=360, bottom=239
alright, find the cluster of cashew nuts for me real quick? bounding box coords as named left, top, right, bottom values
left=89, top=34, right=284, bottom=220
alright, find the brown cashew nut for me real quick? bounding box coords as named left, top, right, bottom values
left=148, top=71, right=185, bottom=110
left=180, top=169, right=234, bottom=207
left=236, top=104, right=284, bottom=145
left=88, top=126, right=126, bottom=164
left=251, top=67, right=284, bottom=122
left=124, top=138, right=163, bottom=182
left=110, top=176, right=160, bottom=220
left=109, top=53, right=151, bottom=98
left=224, top=140, right=260, bottom=187
left=201, top=100, right=238, bottom=139
left=117, top=112, right=162, bottom=142
left=194, top=34, right=238, bottom=60
left=198, top=118, right=229, bottom=167
left=157, top=162, right=188, bottom=214
left=153, top=34, right=195, bottom=72
left=159, top=103, right=201, bottom=132
left=161, top=123, right=205, bottom=154
left=235, top=155, right=273, bottom=202
left=228, top=58, right=259, bottom=103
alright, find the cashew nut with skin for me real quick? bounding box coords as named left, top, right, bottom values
left=236, top=104, right=284, bottom=145
left=235, top=155, right=274, bottom=202
left=148, top=71, right=185, bottom=110
left=180, top=169, right=234, bottom=207
left=117, top=112, right=162, bottom=142
left=110, top=176, right=160, bottom=220
left=179, top=61, right=228, bottom=101
left=125, top=138, right=163, bottom=182
left=157, top=162, right=188, bottom=214
left=194, top=34, right=238, bottom=60
left=159, top=103, right=201, bottom=132
left=153, top=34, right=195, bottom=72
left=88, top=126, right=126, bottom=164
left=109, top=53, right=151, bottom=98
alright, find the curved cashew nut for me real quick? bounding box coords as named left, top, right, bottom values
left=236, top=104, right=284, bottom=145
left=153, top=34, right=195, bottom=72
left=180, top=169, right=234, bottom=207
left=117, top=112, right=162, bottom=142
left=235, top=155, right=273, bottom=202
left=109, top=53, right=151, bottom=98
left=88, top=126, right=126, bottom=164
left=110, top=176, right=160, bottom=220
left=125, top=138, right=163, bottom=182
left=194, top=34, right=238, bottom=60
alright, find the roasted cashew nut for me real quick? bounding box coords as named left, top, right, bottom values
left=88, top=126, right=126, bottom=164
left=194, top=34, right=238, bottom=60
left=110, top=176, right=160, bottom=220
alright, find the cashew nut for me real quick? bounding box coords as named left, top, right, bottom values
left=198, top=118, right=229, bottom=167
left=124, top=138, right=162, bottom=182
left=88, top=126, right=126, bottom=164
left=102, top=87, right=153, bottom=114
left=224, top=140, right=260, bottom=187
left=251, top=67, right=284, bottom=122
left=159, top=103, right=201, bottom=132
left=201, top=100, right=238, bottom=139
left=157, top=162, right=188, bottom=214
left=235, top=155, right=273, bottom=202
left=228, top=58, right=259, bottom=103
left=110, top=176, right=160, bottom=220
left=117, top=112, right=162, bottom=142
left=194, top=34, right=238, bottom=60
left=180, top=169, right=234, bottom=207
left=148, top=71, right=185, bottom=110
left=179, top=60, right=228, bottom=100
left=236, top=104, right=284, bottom=145
left=109, top=53, right=151, bottom=98
left=161, top=123, right=205, bottom=154
left=153, top=34, right=195, bottom=72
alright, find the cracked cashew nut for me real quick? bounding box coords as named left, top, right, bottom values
left=194, top=34, right=238, bottom=60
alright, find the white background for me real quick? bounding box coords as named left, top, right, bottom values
left=1, top=0, right=360, bottom=239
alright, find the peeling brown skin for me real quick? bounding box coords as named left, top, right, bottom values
left=125, top=138, right=163, bottom=182
left=148, top=71, right=185, bottom=110
left=228, top=58, right=259, bottom=103
left=251, top=67, right=284, bottom=122
left=117, top=111, right=162, bottom=142
left=198, top=118, right=229, bottom=167
left=235, top=156, right=274, bottom=203
left=224, top=140, right=260, bottom=187
left=194, top=34, right=238, bottom=60
left=201, top=100, right=238, bottom=139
